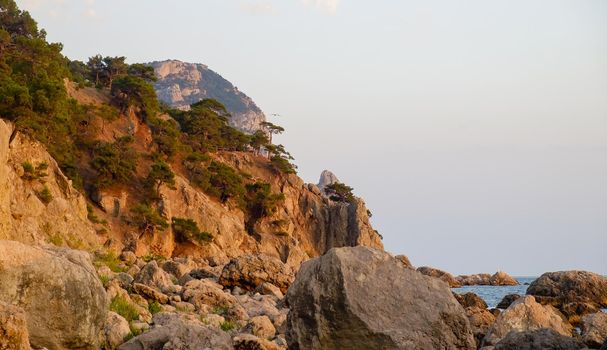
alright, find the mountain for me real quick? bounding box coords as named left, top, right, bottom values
left=149, top=60, right=266, bottom=133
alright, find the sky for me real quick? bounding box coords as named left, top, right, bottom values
left=17, top=0, right=607, bottom=276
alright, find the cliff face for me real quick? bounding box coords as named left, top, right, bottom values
left=149, top=60, right=266, bottom=133
left=128, top=151, right=383, bottom=268
left=0, top=120, right=99, bottom=249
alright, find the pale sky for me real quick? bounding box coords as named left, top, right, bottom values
left=18, top=0, right=607, bottom=275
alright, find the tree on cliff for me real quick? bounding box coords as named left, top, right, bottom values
left=146, top=160, right=176, bottom=198
left=261, top=121, right=284, bottom=146
left=325, top=182, right=355, bottom=202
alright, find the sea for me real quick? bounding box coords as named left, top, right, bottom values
left=452, top=277, right=537, bottom=308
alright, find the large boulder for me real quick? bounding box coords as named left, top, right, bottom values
left=286, top=247, right=476, bottom=350
left=218, top=254, right=294, bottom=294
left=133, top=260, right=176, bottom=294
left=104, top=312, right=130, bottom=350
left=482, top=295, right=573, bottom=346
left=0, top=240, right=107, bottom=350
left=117, top=317, right=233, bottom=350
left=489, top=271, right=518, bottom=286
left=417, top=266, right=462, bottom=288
left=454, top=292, right=488, bottom=309
left=581, top=312, right=607, bottom=349
left=527, top=271, right=607, bottom=308
left=0, top=302, right=31, bottom=350
left=493, top=328, right=587, bottom=350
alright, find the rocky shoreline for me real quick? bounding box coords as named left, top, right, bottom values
left=1, top=241, right=605, bottom=349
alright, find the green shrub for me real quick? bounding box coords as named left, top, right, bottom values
left=324, top=182, right=355, bottom=202
left=90, top=137, right=138, bottom=188
left=110, top=295, right=139, bottom=322
left=21, top=161, right=48, bottom=182
left=94, top=251, right=127, bottom=273
left=128, top=203, right=169, bottom=235
left=172, top=217, right=213, bottom=245
left=148, top=301, right=162, bottom=315
left=36, top=185, right=53, bottom=204
left=220, top=320, right=236, bottom=332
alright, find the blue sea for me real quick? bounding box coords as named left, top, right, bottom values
left=452, top=277, right=537, bottom=308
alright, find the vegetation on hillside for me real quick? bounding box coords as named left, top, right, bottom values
left=0, top=0, right=296, bottom=243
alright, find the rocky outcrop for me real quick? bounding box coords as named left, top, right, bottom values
left=456, top=272, right=518, bottom=286
left=454, top=292, right=488, bottom=309
left=417, top=266, right=462, bottom=287
left=150, top=60, right=266, bottom=133
left=286, top=246, right=476, bottom=350
left=395, top=254, right=414, bottom=269
left=496, top=294, right=521, bottom=309
left=527, top=271, right=607, bottom=310
left=482, top=295, right=573, bottom=346
left=581, top=312, right=607, bottom=349
left=492, top=328, right=588, bottom=350
left=0, top=240, right=108, bottom=350
left=218, top=254, right=294, bottom=294
left=0, top=120, right=98, bottom=248
left=0, top=302, right=31, bottom=350
left=317, top=170, right=339, bottom=195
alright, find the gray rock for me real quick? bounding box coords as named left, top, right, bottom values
left=218, top=254, right=294, bottom=294
left=493, top=328, right=587, bottom=350
left=317, top=170, right=339, bottom=195
left=286, top=246, right=476, bottom=350
left=0, top=240, right=107, bottom=350
left=497, top=294, right=521, bottom=309
left=134, top=260, right=176, bottom=294
left=105, top=311, right=130, bottom=350
left=581, top=312, right=607, bottom=348
left=482, top=295, right=573, bottom=346
left=417, top=266, right=462, bottom=288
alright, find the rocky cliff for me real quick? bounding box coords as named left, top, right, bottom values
left=0, top=119, right=99, bottom=249
left=149, top=60, right=266, bottom=133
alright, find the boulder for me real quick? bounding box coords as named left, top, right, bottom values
left=496, top=294, right=521, bottom=309
left=117, top=318, right=233, bottom=350
left=395, top=254, right=414, bottom=269
left=0, top=240, right=107, bottom=350
left=255, top=282, right=284, bottom=299
left=132, top=283, right=169, bottom=304
left=482, top=295, right=573, bottom=346
left=104, top=312, right=130, bottom=350
left=417, top=266, right=462, bottom=287
left=218, top=254, right=294, bottom=294
left=527, top=271, right=607, bottom=308
left=133, top=260, right=176, bottom=294
left=454, top=292, right=488, bottom=309
left=182, top=279, right=237, bottom=310
left=233, top=334, right=281, bottom=350
left=489, top=272, right=518, bottom=286
left=287, top=246, right=476, bottom=350
left=247, top=315, right=276, bottom=339
left=581, top=312, right=607, bottom=348
left=465, top=307, right=496, bottom=347
left=457, top=274, right=492, bottom=286
left=0, top=302, right=30, bottom=350
left=493, top=328, right=587, bottom=350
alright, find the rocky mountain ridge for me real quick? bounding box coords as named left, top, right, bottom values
left=150, top=60, right=266, bottom=133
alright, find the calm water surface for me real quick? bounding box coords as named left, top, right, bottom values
left=452, top=277, right=537, bottom=308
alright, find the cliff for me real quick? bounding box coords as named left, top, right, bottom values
left=149, top=60, right=266, bottom=133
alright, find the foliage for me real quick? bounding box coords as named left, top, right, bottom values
left=324, top=182, right=355, bottom=202
left=129, top=203, right=169, bottom=235
left=172, top=217, right=213, bottom=244
left=110, top=295, right=139, bottom=322
left=111, top=75, right=159, bottom=120
left=94, top=251, right=127, bottom=273
left=148, top=116, right=182, bottom=157
left=145, top=160, right=176, bottom=198
left=245, top=181, right=284, bottom=231
left=36, top=185, right=53, bottom=204
left=220, top=320, right=236, bottom=332
left=90, top=136, right=138, bottom=188
left=21, top=161, right=48, bottom=182
left=148, top=301, right=162, bottom=315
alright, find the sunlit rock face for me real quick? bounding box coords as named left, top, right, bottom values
left=149, top=60, right=266, bottom=134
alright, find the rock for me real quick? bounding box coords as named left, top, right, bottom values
left=0, top=240, right=107, bottom=350
left=489, top=271, right=519, bottom=286
left=114, top=272, right=134, bottom=289
left=162, top=259, right=195, bottom=279
left=317, top=170, right=340, bottom=195
left=527, top=271, right=607, bottom=308
left=202, top=313, right=226, bottom=328
left=218, top=254, right=294, bottom=294
left=182, top=279, right=237, bottom=310
left=395, top=254, right=414, bottom=269
left=247, top=315, right=276, bottom=339
left=132, top=283, right=169, bottom=304
left=233, top=334, right=281, bottom=350
left=105, top=311, right=130, bottom=350
left=189, top=267, right=220, bottom=280
left=465, top=307, right=496, bottom=347
left=496, top=294, right=521, bottom=309
left=482, top=295, right=573, bottom=346
left=493, top=328, right=587, bottom=350
left=119, top=250, right=137, bottom=265
left=117, top=317, right=233, bottom=350
left=417, top=266, right=462, bottom=288
left=562, top=302, right=600, bottom=325
left=0, top=302, right=31, bottom=350
left=581, top=312, right=607, bottom=348
left=255, top=282, right=284, bottom=299
left=457, top=273, right=493, bottom=286
left=287, top=246, right=476, bottom=350
left=454, top=292, right=488, bottom=309
left=134, top=260, right=176, bottom=294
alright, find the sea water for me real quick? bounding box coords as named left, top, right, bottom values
left=452, top=277, right=537, bottom=308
